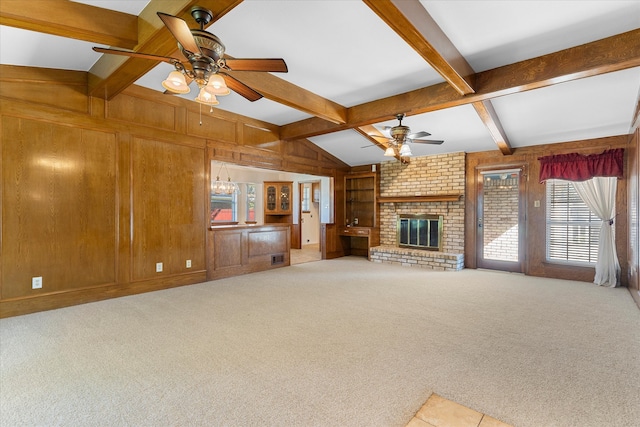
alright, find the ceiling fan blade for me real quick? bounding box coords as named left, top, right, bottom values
left=92, top=47, right=181, bottom=64
left=224, top=58, right=288, bottom=73
left=408, top=130, right=431, bottom=139
left=412, top=139, right=445, bottom=145
left=220, top=73, right=263, bottom=101
left=157, top=12, right=202, bottom=56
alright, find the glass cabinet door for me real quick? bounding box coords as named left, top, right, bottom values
left=266, top=185, right=277, bottom=211
left=280, top=185, right=290, bottom=211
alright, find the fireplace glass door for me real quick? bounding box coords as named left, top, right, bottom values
left=397, top=214, right=443, bottom=251
left=477, top=168, right=524, bottom=272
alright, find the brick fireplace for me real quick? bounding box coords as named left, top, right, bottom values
left=370, top=152, right=465, bottom=271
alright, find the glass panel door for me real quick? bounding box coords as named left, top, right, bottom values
left=477, top=168, right=524, bottom=272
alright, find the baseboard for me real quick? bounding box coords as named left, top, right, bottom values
left=0, top=271, right=207, bottom=318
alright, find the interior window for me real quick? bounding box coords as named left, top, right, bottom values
left=211, top=192, right=237, bottom=224
left=246, top=183, right=256, bottom=222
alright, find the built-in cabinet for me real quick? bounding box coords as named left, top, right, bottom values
left=344, top=172, right=377, bottom=227
left=264, top=181, right=293, bottom=228
left=264, top=181, right=292, bottom=215
left=340, top=171, right=380, bottom=259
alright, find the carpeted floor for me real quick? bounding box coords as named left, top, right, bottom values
left=1, top=257, right=639, bottom=426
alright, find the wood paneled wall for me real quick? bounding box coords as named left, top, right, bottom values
left=2, top=117, right=117, bottom=298
left=0, top=65, right=348, bottom=318
left=466, top=135, right=629, bottom=285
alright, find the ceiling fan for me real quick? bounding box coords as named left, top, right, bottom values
left=93, top=6, right=288, bottom=104
left=384, top=113, right=443, bottom=144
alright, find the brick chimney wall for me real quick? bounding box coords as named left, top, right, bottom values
left=379, top=152, right=466, bottom=253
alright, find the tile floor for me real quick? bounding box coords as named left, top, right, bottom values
left=406, top=394, right=513, bottom=427
left=290, top=243, right=321, bottom=265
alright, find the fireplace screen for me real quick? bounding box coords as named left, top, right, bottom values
left=397, top=214, right=443, bottom=251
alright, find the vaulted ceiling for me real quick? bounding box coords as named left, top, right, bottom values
left=1, top=0, right=639, bottom=166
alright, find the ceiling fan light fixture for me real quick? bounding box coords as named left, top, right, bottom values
left=205, top=74, right=230, bottom=96
left=384, top=146, right=396, bottom=157
left=399, top=143, right=413, bottom=156
left=195, top=88, right=219, bottom=105
left=162, top=70, right=190, bottom=94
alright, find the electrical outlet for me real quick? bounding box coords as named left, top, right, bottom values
left=156, top=262, right=163, bottom=273
left=32, top=276, right=42, bottom=289
left=186, top=259, right=192, bottom=268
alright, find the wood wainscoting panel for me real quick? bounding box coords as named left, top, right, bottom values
left=1, top=116, right=117, bottom=299
left=107, top=93, right=177, bottom=132
left=213, top=231, right=243, bottom=269
left=187, top=110, right=236, bottom=142
left=248, top=229, right=288, bottom=257
left=240, top=122, right=280, bottom=146
left=208, top=225, right=290, bottom=280
left=0, top=65, right=88, bottom=113
left=131, top=137, right=205, bottom=281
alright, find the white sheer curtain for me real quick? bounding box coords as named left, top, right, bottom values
left=571, top=177, right=620, bottom=287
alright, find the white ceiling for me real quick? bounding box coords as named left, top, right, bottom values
left=1, top=0, right=638, bottom=166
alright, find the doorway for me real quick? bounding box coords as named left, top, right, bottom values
left=292, top=182, right=321, bottom=264
left=476, top=168, right=525, bottom=272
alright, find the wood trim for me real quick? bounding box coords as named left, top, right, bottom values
left=0, top=0, right=138, bottom=48
left=363, top=0, right=475, bottom=95
left=378, top=194, right=462, bottom=203
left=224, top=70, right=347, bottom=125
left=472, top=100, right=513, bottom=155
left=0, top=272, right=206, bottom=318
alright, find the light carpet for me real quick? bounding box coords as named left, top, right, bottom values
left=1, top=257, right=639, bottom=426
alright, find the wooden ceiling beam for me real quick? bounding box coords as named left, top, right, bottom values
left=82, top=0, right=346, bottom=124
left=354, top=125, right=388, bottom=151
left=0, top=0, right=138, bottom=49
left=363, top=0, right=475, bottom=95
left=472, top=100, right=513, bottom=155
left=225, top=70, right=347, bottom=124
left=281, top=29, right=640, bottom=140
left=365, top=1, right=520, bottom=155
left=88, top=0, right=242, bottom=100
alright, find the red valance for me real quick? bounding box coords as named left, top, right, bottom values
left=538, top=148, right=624, bottom=183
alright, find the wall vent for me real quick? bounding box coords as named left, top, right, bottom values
left=271, top=254, right=285, bottom=265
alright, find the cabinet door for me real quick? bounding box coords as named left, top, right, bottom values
left=279, top=184, right=291, bottom=213
left=266, top=185, right=277, bottom=212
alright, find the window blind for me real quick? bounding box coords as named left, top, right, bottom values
left=546, top=180, right=600, bottom=264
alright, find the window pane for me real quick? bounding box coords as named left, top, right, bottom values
left=302, top=186, right=310, bottom=212
left=246, top=183, right=256, bottom=222
left=211, top=193, right=236, bottom=223
left=546, top=180, right=600, bottom=264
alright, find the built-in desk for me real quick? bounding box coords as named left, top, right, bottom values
left=338, top=226, right=380, bottom=260
left=207, top=224, right=290, bottom=280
